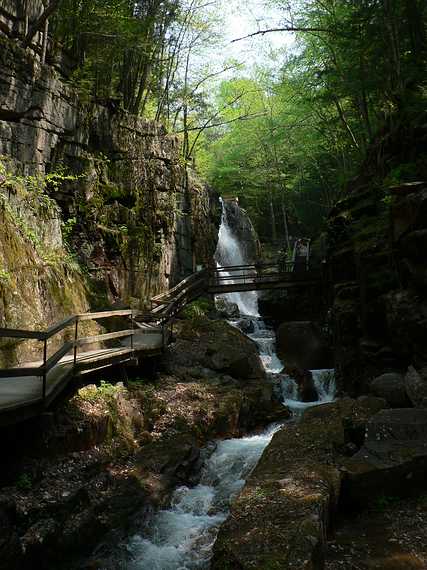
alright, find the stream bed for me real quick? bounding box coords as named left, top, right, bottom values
left=116, top=199, right=335, bottom=569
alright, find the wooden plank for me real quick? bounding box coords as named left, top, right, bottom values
left=75, top=347, right=134, bottom=369
left=78, top=309, right=134, bottom=321
left=134, top=328, right=163, bottom=335
left=151, top=269, right=207, bottom=303
left=76, top=329, right=134, bottom=347
left=0, top=367, right=42, bottom=378
left=0, top=328, right=44, bottom=340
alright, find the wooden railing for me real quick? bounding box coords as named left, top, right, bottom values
left=0, top=309, right=162, bottom=404
left=145, top=269, right=209, bottom=324
left=209, top=261, right=311, bottom=285
left=0, top=261, right=318, bottom=419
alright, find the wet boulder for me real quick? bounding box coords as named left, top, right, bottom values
left=405, top=365, right=427, bottom=407
left=369, top=372, right=411, bottom=408
left=215, top=297, right=240, bottom=318
left=276, top=321, right=331, bottom=369
left=212, top=397, right=388, bottom=570
left=341, top=408, right=427, bottom=506
left=282, top=365, right=318, bottom=402
left=164, top=317, right=265, bottom=380
left=235, top=317, right=255, bottom=334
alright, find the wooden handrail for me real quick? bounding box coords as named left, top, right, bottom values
left=76, top=329, right=134, bottom=347
left=151, top=269, right=207, bottom=304
left=0, top=367, right=42, bottom=378
left=0, top=260, right=317, bottom=416
left=78, top=309, right=135, bottom=321
left=45, top=315, right=77, bottom=339
left=0, top=328, right=45, bottom=340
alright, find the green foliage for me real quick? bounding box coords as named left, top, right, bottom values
left=78, top=380, right=122, bottom=403
left=53, top=0, right=183, bottom=115
left=16, top=473, right=33, bottom=491
left=0, top=269, right=11, bottom=283
left=62, top=217, right=77, bottom=244
left=197, top=0, right=427, bottom=241
left=373, top=494, right=400, bottom=511
left=384, top=163, right=419, bottom=187
left=181, top=298, right=213, bottom=320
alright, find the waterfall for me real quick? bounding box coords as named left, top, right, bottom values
left=214, top=199, right=260, bottom=317
left=125, top=424, right=280, bottom=570
left=279, top=369, right=336, bottom=415
left=116, top=199, right=335, bottom=570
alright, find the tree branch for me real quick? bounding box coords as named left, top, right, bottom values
left=177, top=112, right=266, bottom=133
left=231, top=27, right=336, bottom=43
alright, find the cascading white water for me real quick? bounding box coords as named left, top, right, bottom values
left=121, top=199, right=335, bottom=570
left=215, top=199, right=285, bottom=374
left=279, top=369, right=336, bottom=414
left=215, top=199, right=260, bottom=317
left=247, top=319, right=284, bottom=374
left=125, top=424, right=280, bottom=570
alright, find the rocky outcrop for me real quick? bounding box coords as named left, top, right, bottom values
left=0, top=314, right=288, bottom=569
left=327, top=117, right=427, bottom=395
left=341, top=408, right=427, bottom=506
left=163, top=317, right=266, bottom=381
left=405, top=366, right=427, bottom=407
left=283, top=365, right=318, bottom=402
left=219, top=199, right=261, bottom=263
left=369, top=372, right=410, bottom=408
left=0, top=35, right=219, bottom=364
left=162, top=316, right=289, bottom=426
left=212, top=397, right=388, bottom=570
left=277, top=320, right=332, bottom=369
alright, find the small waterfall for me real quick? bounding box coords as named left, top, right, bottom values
left=124, top=425, right=280, bottom=569
left=215, top=199, right=260, bottom=317
left=279, top=369, right=336, bottom=415
left=117, top=199, right=335, bottom=570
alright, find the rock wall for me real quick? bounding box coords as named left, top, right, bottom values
left=221, top=199, right=261, bottom=263
left=327, top=118, right=427, bottom=395
left=0, top=34, right=219, bottom=364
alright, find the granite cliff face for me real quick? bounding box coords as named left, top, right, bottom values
left=327, top=118, right=427, bottom=396
left=0, top=14, right=219, bottom=364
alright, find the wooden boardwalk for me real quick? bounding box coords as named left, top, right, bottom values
left=0, top=259, right=320, bottom=425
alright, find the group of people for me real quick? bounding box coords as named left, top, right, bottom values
left=278, top=237, right=310, bottom=272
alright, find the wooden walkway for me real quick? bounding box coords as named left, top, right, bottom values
left=0, top=258, right=319, bottom=425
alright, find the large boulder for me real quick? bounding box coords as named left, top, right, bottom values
left=341, top=408, right=427, bottom=506
left=212, top=397, right=387, bottom=570
left=282, top=365, right=318, bottom=402
left=215, top=297, right=240, bottom=318
left=384, top=290, right=427, bottom=368
left=405, top=365, right=427, bottom=407
left=276, top=321, right=331, bottom=369
left=164, top=317, right=265, bottom=380
left=369, top=372, right=411, bottom=407
left=161, top=317, right=289, bottom=428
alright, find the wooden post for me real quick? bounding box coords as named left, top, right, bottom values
left=42, top=338, right=47, bottom=402
left=130, top=312, right=134, bottom=352
left=73, top=318, right=78, bottom=371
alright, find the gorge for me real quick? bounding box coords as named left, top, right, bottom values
left=1, top=1, right=427, bottom=569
